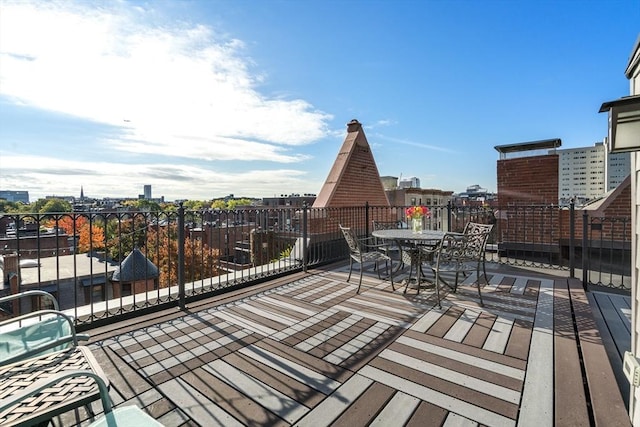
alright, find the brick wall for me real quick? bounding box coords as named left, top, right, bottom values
left=326, top=143, right=389, bottom=207
left=497, top=154, right=559, bottom=205
left=559, top=181, right=632, bottom=242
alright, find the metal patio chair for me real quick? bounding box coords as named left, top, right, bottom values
left=372, top=220, right=408, bottom=270
left=339, top=225, right=394, bottom=293
left=416, top=223, right=493, bottom=308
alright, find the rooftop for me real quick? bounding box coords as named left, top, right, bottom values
left=494, top=138, right=562, bottom=154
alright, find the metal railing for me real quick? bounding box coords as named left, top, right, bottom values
left=0, top=202, right=631, bottom=327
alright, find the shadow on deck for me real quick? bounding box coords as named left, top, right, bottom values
left=52, top=262, right=630, bottom=427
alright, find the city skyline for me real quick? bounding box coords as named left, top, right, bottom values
left=0, top=0, right=638, bottom=201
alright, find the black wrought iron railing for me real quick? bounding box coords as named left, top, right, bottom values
left=0, top=202, right=631, bottom=327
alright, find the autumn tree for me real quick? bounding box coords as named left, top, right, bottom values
left=144, top=224, right=219, bottom=288
left=104, top=215, right=149, bottom=261
left=43, top=214, right=105, bottom=253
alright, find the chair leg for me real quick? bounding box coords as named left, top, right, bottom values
left=357, top=264, right=364, bottom=294
left=434, top=272, right=441, bottom=309
left=482, top=260, right=489, bottom=285
left=477, top=262, right=485, bottom=306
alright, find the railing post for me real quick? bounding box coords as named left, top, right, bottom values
left=365, top=202, right=370, bottom=236
left=302, top=202, right=308, bottom=273
left=582, top=209, right=589, bottom=291
left=447, top=201, right=452, bottom=232
left=569, top=199, right=575, bottom=278
left=177, top=202, right=186, bottom=310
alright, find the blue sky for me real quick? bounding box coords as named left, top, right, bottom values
left=0, top=0, right=638, bottom=202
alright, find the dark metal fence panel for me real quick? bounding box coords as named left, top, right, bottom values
left=582, top=213, right=631, bottom=290
left=0, top=202, right=631, bottom=326
left=489, top=204, right=566, bottom=269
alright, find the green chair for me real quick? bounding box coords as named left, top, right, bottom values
left=0, top=290, right=88, bottom=365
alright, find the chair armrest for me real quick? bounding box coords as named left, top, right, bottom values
left=359, top=236, right=391, bottom=251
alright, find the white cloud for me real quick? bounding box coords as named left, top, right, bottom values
left=0, top=153, right=314, bottom=200
left=0, top=0, right=332, bottom=162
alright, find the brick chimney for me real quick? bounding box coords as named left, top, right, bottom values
left=347, top=119, right=361, bottom=133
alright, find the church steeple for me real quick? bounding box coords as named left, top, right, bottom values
left=80, top=186, right=84, bottom=202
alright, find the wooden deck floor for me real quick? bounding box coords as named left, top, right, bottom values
left=52, top=262, right=630, bottom=427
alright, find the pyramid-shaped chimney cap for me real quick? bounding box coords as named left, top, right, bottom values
left=111, top=247, right=159, bottom=282
left=313, top=119, right=389, bottom=208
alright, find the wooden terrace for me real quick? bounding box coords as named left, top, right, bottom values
left=53, top=261, right=630, bottom=426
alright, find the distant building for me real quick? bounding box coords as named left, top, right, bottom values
left=144, top=185, right=152, bottom=199
left=0, top=190, right=29, bottom=204
left=453, top=185, right=497, bottom=206
left=262, top=194, right=316, bottom=208
left=495, top=138, right=628, bottom=206
left=607, top=148, right=631, bottom=191
left=380, top=176, right=399, bottom=190
left=398, top=176, right=420, bottom=189
left=385, top=187, right=453, bottom=208
left=557, top=141, right=630, bottom=205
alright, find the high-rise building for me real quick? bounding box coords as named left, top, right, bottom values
left=0, top=190, right=29, bottom=203
left=557, top=141, right=630, bottom=205
left=143, top=185, right=152, bottom=200
left=607, top=148, right=631, bottom=191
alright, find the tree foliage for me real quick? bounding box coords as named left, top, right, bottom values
left=144, top=224, right=220, bottom=288
left=38, top=199, right=72, bottom=213
left=0, top=200, right=31, bottom=213
left=43, top=214, right=105, bottom=253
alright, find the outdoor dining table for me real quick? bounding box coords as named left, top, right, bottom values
left=371, top=229, right=445, bottom=290
left=0, top=345, right=108, bottom=426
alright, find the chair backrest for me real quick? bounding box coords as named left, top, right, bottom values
left=372, top=220, right=403, bottom=231
left=462, top=223, right=494, bottom=261
left=435, top=233, right=469, bottom=265
left=339, top=225, right=362, bottom=256
left=371, top=220, right=403, bottom=245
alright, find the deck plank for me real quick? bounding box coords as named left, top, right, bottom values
left=568, top=278, right=630, bottom=427
left=369, top=391, right=421, bottom=426
left=591, top=291, right=631, bottom=357
left=554, top=278, right=590, bottom=426
left=517, top=276, right=554, bottom=427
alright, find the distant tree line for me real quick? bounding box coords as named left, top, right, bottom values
left=0, top=197, right=255, bottom=214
